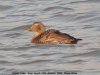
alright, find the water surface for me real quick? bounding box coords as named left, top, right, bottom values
left=0, top=0, right=100, bottom=75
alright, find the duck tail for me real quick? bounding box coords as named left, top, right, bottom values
left=77, top=38, right=82, bottom=41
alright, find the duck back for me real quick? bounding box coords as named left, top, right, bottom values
left=33, top=29, right=82, bottom=44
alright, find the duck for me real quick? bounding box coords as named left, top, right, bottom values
left=27, top=22, right=82, bottom=44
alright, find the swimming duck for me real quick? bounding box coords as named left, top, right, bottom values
left=27, top=22, right=82, bottom=44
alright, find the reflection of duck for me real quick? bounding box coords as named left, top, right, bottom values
left=27, top=22, right=82, bottom=44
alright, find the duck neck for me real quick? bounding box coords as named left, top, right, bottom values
left=34, top=29, right=45, bottom=37
left=31, top=30, right=45, bottom=42
left=34, top=32, right=41, bottom=37
left=31, top=32, right=40, bottom=42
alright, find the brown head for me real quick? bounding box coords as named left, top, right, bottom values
left=27, top=22, right=46, bottom=34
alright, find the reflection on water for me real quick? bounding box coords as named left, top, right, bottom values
left=0, top=0, right=100, bottom=75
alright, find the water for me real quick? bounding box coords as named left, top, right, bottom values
left=0, top=0, right=100, bottom=75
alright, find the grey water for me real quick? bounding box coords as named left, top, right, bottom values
left=0, top=0, right=100, bottom=75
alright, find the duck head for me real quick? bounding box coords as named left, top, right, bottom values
left=27, top=22, right=46, bottom=34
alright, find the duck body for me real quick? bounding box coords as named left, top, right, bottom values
left=27, top=22, right=82, bottom=44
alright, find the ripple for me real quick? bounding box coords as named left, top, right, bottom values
left=68, top=60, right=86, bottom=63
left=44, top=6, right=73, bottom=11
left=81, top=16, right=100, bottom=23
left=0, top=45, right=35, bottom=51
left=0, top=60, right=12, bottom=64
left=39, top=53, right=58, bottom=56
left=88, top=0, right=100, bottom=2
left=70, top=0, right=100, bottom=4
left=4, top=33, right=22, bottom=38
left=66, top=50, right=100, bottom=58
left=0, top=68, right=5, bottom=71
left=0, top=24, right=31, bottom=32
left=0, top=5, right=13, bottom=11
left=19, top=59, right=53, bottom=65
left=82, top=25, right=95, bottom=29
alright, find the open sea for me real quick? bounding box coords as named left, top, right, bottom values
left=0, top=0, right=100, bottom=75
